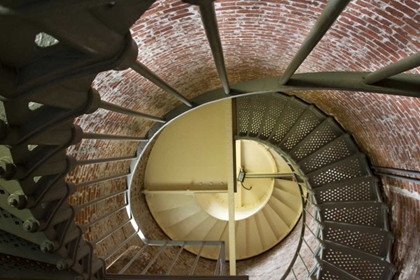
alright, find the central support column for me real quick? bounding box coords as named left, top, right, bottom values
left=227, top=98, right=236, bottom=275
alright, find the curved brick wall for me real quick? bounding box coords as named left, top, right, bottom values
left=67, top=0, right=420, bottom=278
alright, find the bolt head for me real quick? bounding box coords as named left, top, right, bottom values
left=23, top=218, right=39, bottom=232
left=40, top=241, right=55, bottom=253
left=7, top=193, right=27, bottom=209
left=57, top=260, right=69, bottom=270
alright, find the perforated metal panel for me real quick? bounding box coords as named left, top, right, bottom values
left=313, top=177, right=380, bottom=203
left=299, top=135, right=359, bottom=174
left=237, top=96, right=253, bottom=136
left=318, top=202, right=387, bottom=228
left=248, top=95, right=270, bottom=137
left=322, top=242, right=396, bottom=280
left=289, top=118, right=344, bottom=162
left=307, top=154, right=370, bottom=187
left=0, top=229, right=60, bottom=264
left=0, top=253, right=78, bottom=279
left=279, top=106, right=325, bottom=152
left=258, top=94, right=288, bottom=140
left=317, top=259, right=358, bottom=280
left=269, top=98, right=306, bottom=144
left=322, top=222, right=393, bottom=258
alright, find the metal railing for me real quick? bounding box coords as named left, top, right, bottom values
left=278, top=157, right=323, bottom=280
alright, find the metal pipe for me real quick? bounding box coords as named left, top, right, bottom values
left=374, top=172, right=420, bottom=184
left=189, top=243, right=204, bottom=275
left=372, top=166, right=420, bottom=177
left=364, top=52, right=420, bottom=84
left=118, top=245, right=149, bottom=274
left=85, top=204, right=127, bottom=228
left=278, top=0, right=351, bottom=85
left=100, top=100, right=166, bottom=123
left=302, top=237, right=315, bottom=256
left=94, top=218, right=132, bottom=244
left=104, top=230, right=140, bottom=261
left=75, top=172, right=130, bottom=188
left=298, top=252, right=310, bottom=273
left=166, top=243, right=185, bottom=275
left=292, top=268, right=298, bottom=280
left=141, top=242, right=168, bottom=274
left=194, top=0, right=230, bottom=94
left=77, top=189, right=127, bottom=209
left=130, top=61, right=192, bottom=107
left=77, top=155, right=136, bottom=165
left=83, top=132, right=148, bottom=142
left=244, top=173, right=294, bottom=179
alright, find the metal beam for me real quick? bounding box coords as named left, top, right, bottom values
left=100, top=100, right=166, bottom=123
left=184, top=0, right=230, bottom=94
left=75, top=172, right=130, bottom=188
left=279, top=0, right=351, bottom=85
left=83, top=132, right=148, bottom=142
left=76, top=155, right=136, bottom=165
left=374, top=172, right=420, bottom=184
left=131, top=61, right=192, bottom=107
left=364, top=52, right=420, bottom=84
left=142, top=189, right=227, bottom=195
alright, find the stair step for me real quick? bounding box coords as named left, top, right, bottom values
left=168, top=210, right=210, bottom=239
left=268, top=195, right=299, bottom=227
left=248, top=94, right=272, bottom=137
left=289, top=117, right=344, bottom=162
left=272, top=187, right=301, bottom=213
left=261, top=203, right=290, bottom=240
left=306, top=153, right=371, bottom=188
left=269, top=97, right=307, bottom=144
left=312, top=176, right=381, bottom=204
left=275, top=179, right=301, bottom=197
left=321, top=241, right=396, bottom=280
left=278, top=105, right=326, bottom=152
left=318, top=201, right=389, bottom=229
left=298, top=134, right=359, bottom=174
left=321, top=221, right=393, bottom=259
left=154, top=202, right=202, bottom=229
left=203, top=220, right=227, bottom=259
left=254, top=211, right=278, bottom=249
left=184, top=216, right=218, bottom=241
left=258, top=94, right=289, bottom=140
left=316, top=258, right=362, bottom=280
left=246, top=216, right=263, bottom=256
left=237, top=96, right=253, bottom=136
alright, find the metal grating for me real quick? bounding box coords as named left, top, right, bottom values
left=270, top=98, right=306, bottom=144
left=307, top=154, right=369, bottom=187
left=289, top=118, right=343, bottom=161
left=279, top=106, right=325, bottom=152
left=237, top=96, right=253, bottom=136
left=0, top=230, right=39, bottom=252
left=299, top=136, right=358, bottom=173
left=322, top=243, right=395, bottom=280
left=322, top=223, right=391, bottom=258
left=319, top=202, right=386, bottom=228
left=314, top=177, right=379, bottom=203
left=248, top=95, right=270, bottom=137
left=259, top=94, right=288, bottom=139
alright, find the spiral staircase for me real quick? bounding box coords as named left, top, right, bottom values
left=1, top=0, right=419, bottom=279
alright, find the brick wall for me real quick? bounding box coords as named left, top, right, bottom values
left=67, top=0, right=420, bottom=278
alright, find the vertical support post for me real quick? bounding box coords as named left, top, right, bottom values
left=141, top=243, right=167, bottom=274
left=189, top=243, right=204, bottom=275
left=118, top=245, right=148, bottom=274
left=100, top=100, right=166, bottom=123
left=364, top=52, right=420, bottom=84
left=184, top=0, right=231, bottom=94
left=130, top=61, right=192, bottom=107
left=227, top=98, right=236, bottom=275
left=166, top=243, right=185, bottom=275
left=278, top=0, right=351, bottom=85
